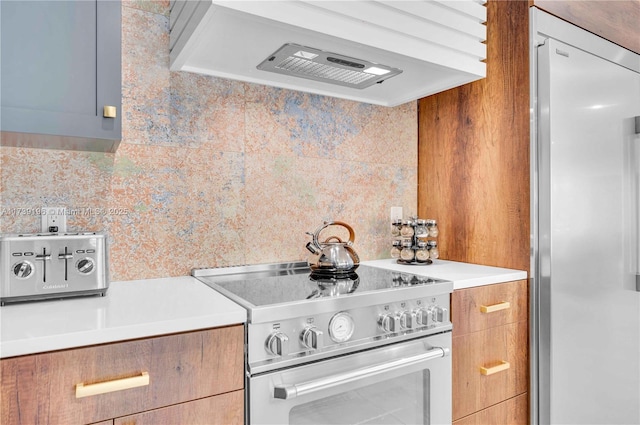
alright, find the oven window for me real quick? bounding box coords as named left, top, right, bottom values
left=289, top=370, right=429, bottom=425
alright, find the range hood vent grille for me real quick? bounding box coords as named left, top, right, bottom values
left=258, top=43, right=402, bottom=90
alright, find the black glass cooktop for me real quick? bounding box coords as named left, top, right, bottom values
left=196, top=264, right=449, bottom=308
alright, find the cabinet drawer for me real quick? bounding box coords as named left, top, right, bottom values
left=114, top=390, right=244, bottom=425
left=452, top=321, right=528, bottom=420
left=453, top=393, right=528, bottom=425
left=1, top=325, right=244, bottom=425
left=452, top=280, right=527, bottom=336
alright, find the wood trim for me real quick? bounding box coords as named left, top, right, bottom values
left=417, top=0, right=530, bottom=273
left=532, top=0, right=640, bottom=54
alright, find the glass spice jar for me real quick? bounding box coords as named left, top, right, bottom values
left=428, top=240, right=439, bottom=259
left=390, top=240, right=402, bottom=259
left=400, top=239, right=415, bottom=261
left=400, top=220, right=415, bottom=237
left=391, top=219, right=402, bottom=237
left=414, top=219, right=428, bottom=238
left=415, top=241, right=430, bottom=262
left=427, top=219, right=439, bottom=237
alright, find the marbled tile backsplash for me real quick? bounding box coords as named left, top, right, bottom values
left=0, top=1, right=417, bottom=281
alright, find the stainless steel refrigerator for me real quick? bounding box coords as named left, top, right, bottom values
left=531, top=9, right=640, bottom=425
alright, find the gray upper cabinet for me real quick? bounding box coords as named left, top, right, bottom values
left=1, top=0, right=121, bottom=153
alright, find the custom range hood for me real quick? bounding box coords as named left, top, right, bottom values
left=170, top=1, right=487, bottom=107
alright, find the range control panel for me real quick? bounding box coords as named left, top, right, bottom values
left=0, top=232, right=109, bottom=305
left=247, top=293, right=451, bottom=371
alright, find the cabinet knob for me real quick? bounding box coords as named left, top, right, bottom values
left=103, top=105, right=117, bottom=118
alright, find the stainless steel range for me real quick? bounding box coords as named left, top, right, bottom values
left=193, top=262, right=453, bottom=425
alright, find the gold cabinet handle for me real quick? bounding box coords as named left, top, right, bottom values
left=480, top=361, right=510, bottom=376
left=103, top=105, right=117, bottom=118
left=480, top=301, right=510, bottom=313
left=75, top=371, right=149, bottom=398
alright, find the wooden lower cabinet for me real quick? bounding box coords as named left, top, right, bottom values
left=1, top=325, right=244, bottom=425
left=453, top=394, right=528, bottom=425
left=115, top=390, right=244, bottom=425
left=451, top=281, right=529, bottom=424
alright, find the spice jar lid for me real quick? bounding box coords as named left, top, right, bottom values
left=426, top=219, right=437, bottom=226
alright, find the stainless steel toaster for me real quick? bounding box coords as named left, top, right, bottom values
left=0, top=232, right=109, bottom=305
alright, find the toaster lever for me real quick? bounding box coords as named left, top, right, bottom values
left=35, top=249, right=51, bottom=282
left=58, top=248, right=73, bottom=280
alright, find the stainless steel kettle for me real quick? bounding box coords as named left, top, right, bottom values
left=305, top=221, right=360, bottom=274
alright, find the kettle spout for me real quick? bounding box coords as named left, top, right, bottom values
left=306, top=241, right=321, bottom=255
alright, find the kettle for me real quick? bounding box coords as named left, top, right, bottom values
left=305, top=221, right=360, bottom=274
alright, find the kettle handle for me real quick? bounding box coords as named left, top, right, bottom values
left=312, top=221, right=356, bottom=247
left=324, top=236, right=343, bottom=243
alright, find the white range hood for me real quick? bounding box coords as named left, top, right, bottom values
left=170, top=1, right=487, bottom=107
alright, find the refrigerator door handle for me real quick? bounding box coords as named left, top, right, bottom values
left=637, top=119, right=640, bottom=291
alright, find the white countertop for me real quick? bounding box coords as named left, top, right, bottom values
left=362, top=259, right=527, bottom=290
left=1, top=260, right=526, bottom=359
left=0, top=276, right=246, bottom=359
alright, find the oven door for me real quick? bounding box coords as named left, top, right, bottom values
left=249, top=332, right=451, bottom=425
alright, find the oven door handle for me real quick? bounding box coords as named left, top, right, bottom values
left=273, top=346, right=449, bottom=400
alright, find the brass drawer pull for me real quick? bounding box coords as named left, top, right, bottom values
left=75, top=371, right=149, bottom=398
left=480, top=301, right=510, bottom=313
left=103, top=105, right=117, bottom=118
left=480, top=361, right=510, bottom=376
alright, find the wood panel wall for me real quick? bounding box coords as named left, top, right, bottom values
left=532, top=0, right=640, bottom=55
left=417, top=0, right=530, bottom=273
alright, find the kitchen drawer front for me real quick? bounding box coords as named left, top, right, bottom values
left=114, top=390, right=244, bottom=425
left=452, top=280, right=527, bottom=336
left=1, top=325, right=244, bottom=425
left=453, top=393, right=528, bottom=425
left=452, top=321, right=528, bottom=420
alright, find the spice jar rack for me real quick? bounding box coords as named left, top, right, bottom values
left=390, top=217, right=439, bottom=265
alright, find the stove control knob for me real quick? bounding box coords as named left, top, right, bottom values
left=378, top=313, right=400, bottom=333
left=415, top=307, right=431, bottom=327
left=266, top=332, right=289, bottom=357
left=399, top=311, right=414, bottom=329
left=429, top=306, right=449, bottom=324
left=13, top=261, right=34, bottom=279
left=301, top=327, right=323, bottom=350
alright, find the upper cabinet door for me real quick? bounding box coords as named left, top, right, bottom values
left=1, top=0, right=121, bottom=152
